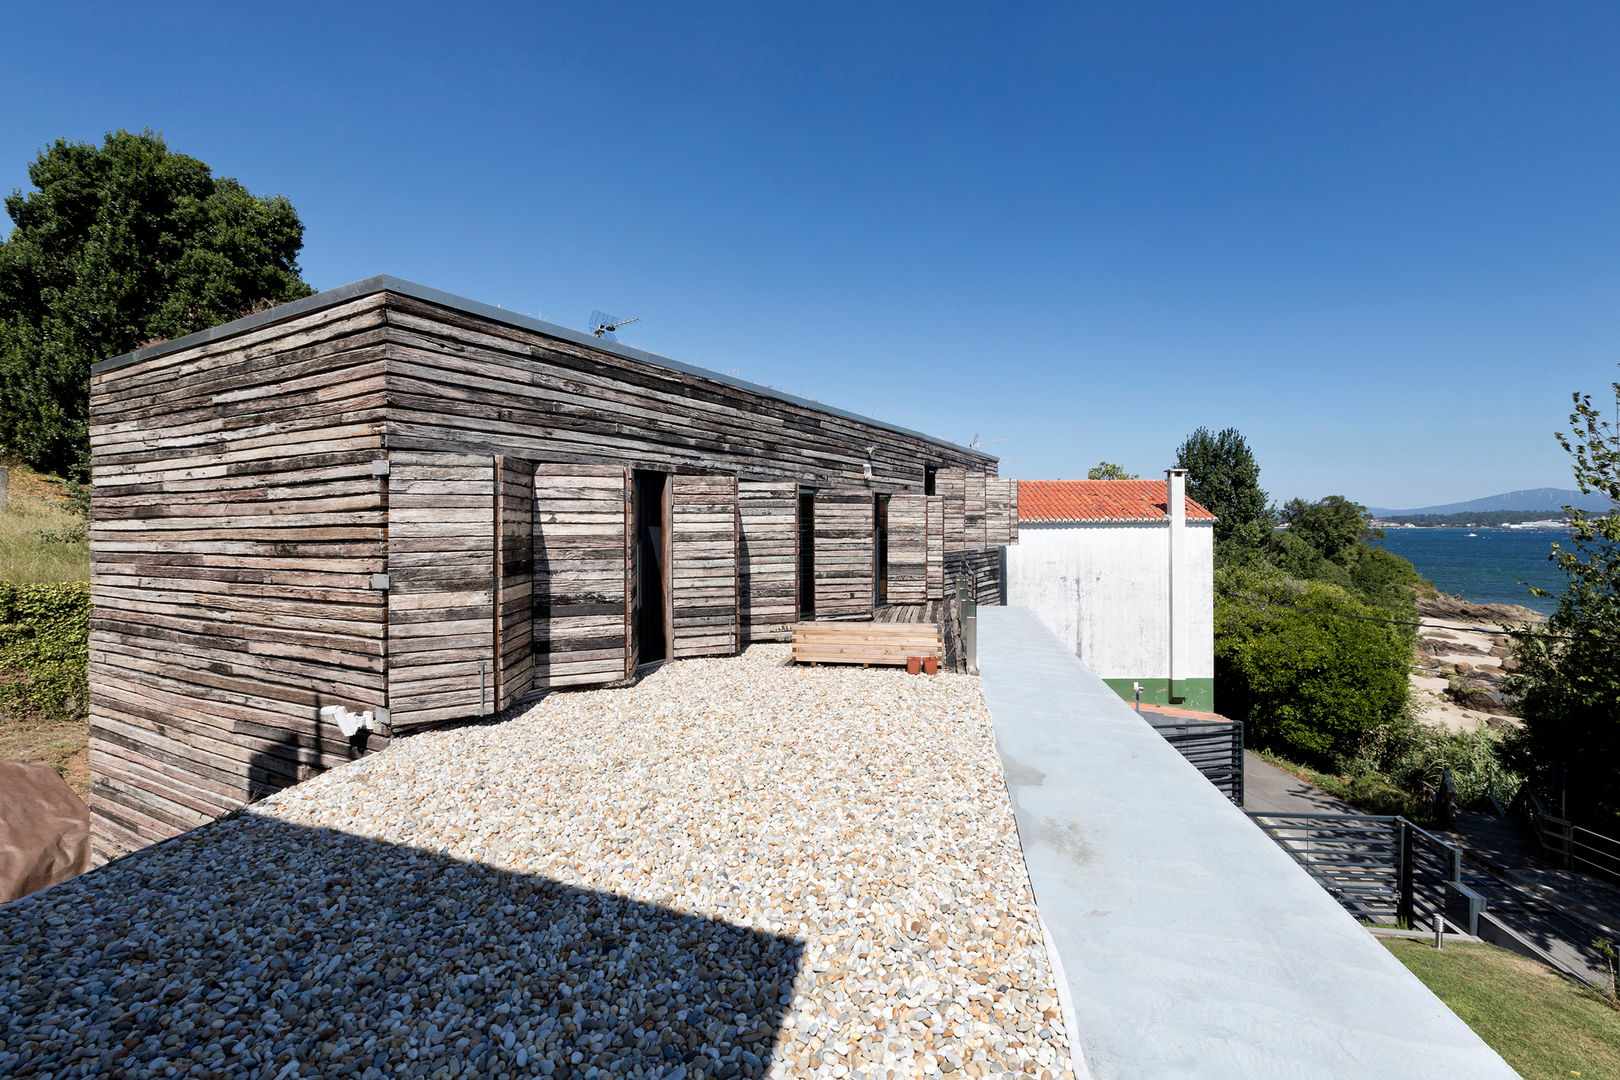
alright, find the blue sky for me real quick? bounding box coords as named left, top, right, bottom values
left=3, top=2, right=1617, bottom=509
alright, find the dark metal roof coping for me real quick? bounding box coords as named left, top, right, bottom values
left=91, top=274, right=996, bottom=462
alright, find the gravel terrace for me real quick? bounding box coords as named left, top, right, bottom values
left=0, top=646, right=1075, bottom=1080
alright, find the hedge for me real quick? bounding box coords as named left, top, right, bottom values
left=0, top=581, right=89, bottom=723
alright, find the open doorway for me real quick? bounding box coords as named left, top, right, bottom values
left=633, top=470, right=670, bottom=666
left=874, top=494, right=890, bottom=604
left=798, top=487, right=816, bottom=619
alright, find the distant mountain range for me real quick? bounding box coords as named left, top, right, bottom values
left=1368, top=488, right=1612, bottom=518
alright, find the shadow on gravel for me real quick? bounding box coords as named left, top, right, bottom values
left=0, top=814, right=803, bottom=1079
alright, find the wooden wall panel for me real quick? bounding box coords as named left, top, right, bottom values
left=86, top=295, right=392, bottom=859
left=965, top=471, right=987, bottom=550
left=1009, top=480, right=1019, bottom=544
left=387, top=451, right=496, bottom=730
left=494, top=456, right=534, bottom=709
left=987, top=478, right=1011, bottom=548
left=533, top=465, right=631, bottom=688
left=886, top=494, right=927, bottom=604
left=380, top=293, right=997, bottom=492
left=813, top=488, right=875, bottom=619
left=940, top=468, right=966, bottom=552
left=738, top=480, right=798, bottom=644
left=926, top=495, right=945, bottom=600
left=670, top=475, right=740, bottom=657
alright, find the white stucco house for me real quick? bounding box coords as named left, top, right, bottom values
left=1004, top=471, right=1216, bottom=711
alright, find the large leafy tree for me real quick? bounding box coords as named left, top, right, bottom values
left=1086, top=461, right=1137, bottom=480
left=0, top=130, right=312, bottom=478
left=1280, top=495, right=1378, bottom=565
left=1174, top=426, right=1273, bottom=549
left=1508, top=376, right=1620, bottom=825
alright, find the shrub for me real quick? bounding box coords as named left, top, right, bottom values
left=1216, top=565, right=1411, bottom=766
left=0, top=581, right=89, bottom=723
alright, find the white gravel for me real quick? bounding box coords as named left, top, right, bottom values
left=1, top=645, right=1075, bottom=1079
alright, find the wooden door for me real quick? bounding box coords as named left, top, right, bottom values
left=813, top=487, right=875, bottom=618
left=738, top=480, right=798, bottom=644
left=533, top=465, right=632, bottom=689
left=926, top=495, right=944, bottom=599
left=669, top=475, right=740, bottom=658
left=939, top=468, right=966, bottom=552
left=494, top=455, right=535, bottom=709
left=886, top=494, right=928, bottom=603
left=386, top=451, right=496, bottom=730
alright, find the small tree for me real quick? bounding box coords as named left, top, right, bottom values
left=0, top=130, right=313, bottom=478
left=1086, top=461, right=1137, bottom=480
left=1508, top=376, right=1620, bottom=824
left=1280, top=496, right=1380, bottom=566
left=1174, top=426, right=1273, bottom=551
left=1216, top=565, right=1412, bottom=766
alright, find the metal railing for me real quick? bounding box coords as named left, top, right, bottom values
left=1149, top=717, right=1244, bottom=806
left=1248, top=812, right=1464, bottom=931
left=1531, top=804, right=1620, bottom=885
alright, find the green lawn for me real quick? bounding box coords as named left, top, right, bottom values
left=1384, top=937, right=1620, bottom=1079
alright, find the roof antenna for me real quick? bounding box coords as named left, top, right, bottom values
left=969, top=433, right=1006, bottom=450
left=589, top=310, right=640, bottom=341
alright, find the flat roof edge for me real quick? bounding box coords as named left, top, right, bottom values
left=92, top=274, right=996, bottom=463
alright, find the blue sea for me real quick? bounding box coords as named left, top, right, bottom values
left=1371, top=528, right=1565, bottom=614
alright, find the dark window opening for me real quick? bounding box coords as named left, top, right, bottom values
left=874, top=494, right=889, bottom=604
left=924, top=465, right=938, bottom=496
left=798, top=488, right=816, bottom=619
left=634, top=471, right=669, bottom=664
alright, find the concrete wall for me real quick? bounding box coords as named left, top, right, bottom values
left=1004, top=520, right=1214, bottom=708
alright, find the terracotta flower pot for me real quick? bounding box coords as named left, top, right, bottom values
left=906, top=656, right=922, bottom=675
left=923, top=656, right=938, bottom=675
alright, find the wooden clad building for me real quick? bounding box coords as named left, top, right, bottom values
left=87, top=276, right=1012, bottom=857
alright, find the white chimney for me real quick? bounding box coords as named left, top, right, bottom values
left=1166, top=469, right=1188, bottom=700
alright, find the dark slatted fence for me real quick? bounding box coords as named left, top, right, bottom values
left=1147, top=716, right=1244, bottom=806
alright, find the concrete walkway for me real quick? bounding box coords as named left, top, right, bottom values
left=1242, top=751, right=1359, bottom=815
left=976, top=606, right=1519, bottom=1080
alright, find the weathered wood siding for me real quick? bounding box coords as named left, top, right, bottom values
left=886, top=494, right=928, bottom=604
left=494, top=456, right=534, bottom=709
left=670, top=475, right=739, bottom=657
left=813, top=488, right=875, bottom=618
left=387, top=451, right=496, bottom=729
left=379, top=293, right=993, bottom=490
left=533, top=465, right=631, bottom=689
left=946, top=549, right=1002, bottom=607
left=940, top=468, right=966, bottom=552
left=87, top=295, right=391, bottom=859
left=738, top=480, right=798, bottom=643
left=1009, top=480, right=1019, bottom=544
left=987, top=478, right=1012, bottom=548
left=965, top=471, right=987, bottom=550
left=926, top=495, right=945, bottom=599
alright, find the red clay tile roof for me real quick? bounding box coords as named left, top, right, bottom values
left=1016, top=480, right=1216, bottom=523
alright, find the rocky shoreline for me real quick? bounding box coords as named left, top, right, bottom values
left=1409, top=595, right=1545, bottom=733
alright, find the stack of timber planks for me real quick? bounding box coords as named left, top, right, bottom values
left=812, top=488, right=875, bottom=618
left=790, top=621, right=944, bottom=667
left=738, top=481, right=798, bottom=643
left=533, top=465, right=632, bottom=688
left=87, top=294, right=392, bottom=861
left=669, top=475, right=740, bottom=657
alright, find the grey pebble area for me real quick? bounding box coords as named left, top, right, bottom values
left=0, top=645, right=1075, bottom=1079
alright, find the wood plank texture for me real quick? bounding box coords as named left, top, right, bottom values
left=494, top=455, right=534, bottom=708
left=738, top=480, right=797, bottom=644
left=965, top=471, right=987, bottom=550
left=534, top=464, right=631, bottom=688
left=926, top=495, right=945, bottom=600
left=886, top=494, right=927, bottom=604
left=812, top=487, right=875, bottom=619
left=86, top=296, right=391, bottom=859
left=387, top=450, right=495, bottom=730
left=1009, top=479, right=1019, bottom=544
left=790, top=621, right=943, bottom=666
left=669, top=475, right=739, bottom=658
left=987, top=477, right=1011, bottom=548
left=940, top=468, right=966, bottom=552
